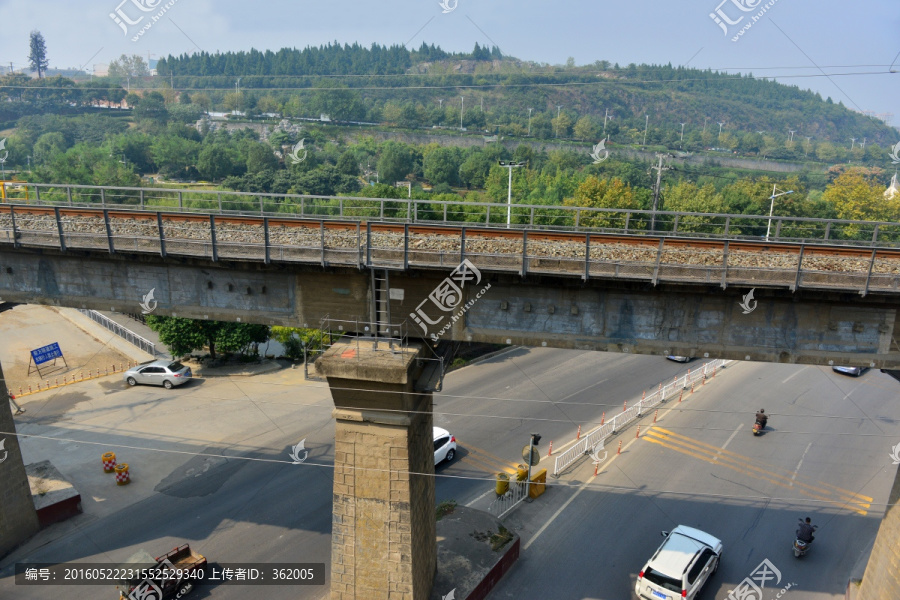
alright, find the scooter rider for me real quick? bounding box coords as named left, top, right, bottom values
left=797, top=517, right=816, bottom=543
left=755, top=409, right=768, bottom=429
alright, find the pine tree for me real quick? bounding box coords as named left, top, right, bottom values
left=28, top=30, right=49, bottom=78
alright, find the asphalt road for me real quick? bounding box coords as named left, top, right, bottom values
left=479, top=358, right=900, bottom=600
left=1, top=348, right=898, bottom=600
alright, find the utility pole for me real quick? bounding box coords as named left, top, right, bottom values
left=527, top=108, right=533, bottom=136
left=717, top=122, right=725, bottom=139
left=703, top=117, right=710, bottom=133
left=460, top=96, right=464, bottom=130
left=603, top=108, right=610, bottom=135
left=650, top=153, right=671, bottom=232
left=499, top=161, right=526, bottom=228
left=805, top=136, right=812, bottom=156
left=525, top=433, right=541, bottom=498
left=788, top=130, right=795, bottom=142
left=680, top=123, right=686, bottom=146
left=861, top=137, right=867, bottom=150
left=850, top=138, right=857, bottom=150
left=643, top=115, right=649, bottom=146
left=556, top=105, right=562, bottom=138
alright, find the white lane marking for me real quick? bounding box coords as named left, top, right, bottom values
left=714, top=424, right=742, bottom=461
left=782, top=369, right=804, bottom=384
left=791, top=442, right=813, bottom=486
left=523, top=436, right=639, bottom=551
left=465, top=488, right=495, bottom=507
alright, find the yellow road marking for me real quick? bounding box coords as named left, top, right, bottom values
left=459, top=441, right=522, bottom=470
left=642, top=429, right=867, bottom=515
left=651, top=427, right=873, bottom=504
left=454, top=440, right=519, bottom=475
left=457, top=453, right=518, bottom=475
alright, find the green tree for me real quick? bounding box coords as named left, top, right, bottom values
left=573, top=116, right=597, bottom=141
left=145, top=316, right=270, bottom=359
left=377, top=141, right=415, bottom=184
left=336, top=150, right=360, bottom=176
left=564, top=176, right=640, bottom=227
left=256, top=95, right=282, bottom=115
left=32, top=132, right=68, bottom=164
left=132, top=91, right=169, bottom=125
left=223, top=92, right=245, bottom=112
left=191, top=92, right=212, bottom=113
left=149, top=135, right=200, bottom=176
left=661, top=181, right=725, bottom=232
left=552, top=112, right=573, bottom=138
left=815, top=141, right=840, bottom=163
left=824, top=171, right=899, bottom=223
left=28, top=31, right=49, bottom=79
left=246, top=142, right=278, bottom=173
left=458, top=151, right=492, bottom=188
left=197, top=144, right=238, bottom=181
left=424, top=146, right=462, bottom=186
left=108, top=54, right=150, bottom=81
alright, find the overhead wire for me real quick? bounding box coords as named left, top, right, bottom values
left=0, top=70, right=896, bottom=93
left=0, top=428, right=892, bottom=511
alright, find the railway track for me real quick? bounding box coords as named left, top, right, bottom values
left=1, top=204, right=899, bottom=295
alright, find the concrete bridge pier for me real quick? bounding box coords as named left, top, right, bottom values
left=0, top=358, right=40, bottom=558
left=316, top=339, right=436, bottom=600
left=856, top=463, right=900, bottom=599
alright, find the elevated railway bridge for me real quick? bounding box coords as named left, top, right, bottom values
left=1, top=183, right=900, bottom=599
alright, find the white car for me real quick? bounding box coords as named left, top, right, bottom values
left=635, top=525, right=722, bottom=600
left=433, top=427, right=457, bottom=465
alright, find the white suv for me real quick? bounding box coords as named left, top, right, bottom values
left=635, top=525, right=722, bottom=600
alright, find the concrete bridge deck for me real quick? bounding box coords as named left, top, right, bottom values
left=1, top=204, right=899, bottom=296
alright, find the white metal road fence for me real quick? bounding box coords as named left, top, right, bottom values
left=553, top=359, right=734, bottom=476
left=488, top=480, right=530, bottom=519
left=79, top=310, right=157, bottom=356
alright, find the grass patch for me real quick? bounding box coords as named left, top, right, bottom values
left=490, top=525, right=514, bottom=552
left=435, top=500, right=457, bottom=521
left=470, top=525, right=515, bottom=552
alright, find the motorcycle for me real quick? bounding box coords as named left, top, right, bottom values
left=752, top=418, right=768, bottom=436
left=792, top=538, right=810, bottom=558
left=793, top=519, right=817, bottom=558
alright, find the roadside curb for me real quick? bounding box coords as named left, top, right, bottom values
left=11, top=362, right=141, bottom=399
left=191, top=359, right=285, bottom=378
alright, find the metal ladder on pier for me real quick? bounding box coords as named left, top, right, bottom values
left=370, top=268, right=395, bottom=350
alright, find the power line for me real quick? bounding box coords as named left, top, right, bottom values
left=0, top=429, right=892, bottom=510
left=0, top=70, right=896, bottom=93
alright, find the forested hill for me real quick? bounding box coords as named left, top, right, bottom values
left=155, top=42, right=897, bottom=149
left=157, top=42, right=500, bottom=76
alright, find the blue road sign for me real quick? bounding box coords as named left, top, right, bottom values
left=31, top=343, right=63, bottom=365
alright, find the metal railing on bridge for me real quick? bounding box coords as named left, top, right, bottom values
left=553, top=359, right=734, bottom=477
left=3, top=182, right=900, bottom=247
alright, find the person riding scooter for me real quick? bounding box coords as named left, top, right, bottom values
left=755, top=409, right=768, bottom=429
left=796, top=517, right=816, bottom=543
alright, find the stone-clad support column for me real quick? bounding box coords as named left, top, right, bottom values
left=317, top=340, right=436, bottom=600
left=857, top=464, right=900, bottom=600
left=0, top=358, right=40, bottom=558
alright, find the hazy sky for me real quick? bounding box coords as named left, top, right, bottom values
left=1, top=0, right=898, bottom=127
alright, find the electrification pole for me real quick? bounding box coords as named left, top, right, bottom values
left=650, top=154, right=671, bottom=232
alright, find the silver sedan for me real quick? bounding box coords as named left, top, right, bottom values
left=123, top=360, right=193, bottom=389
